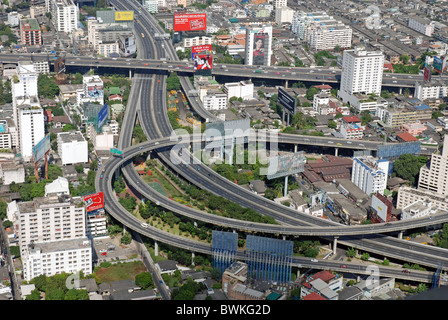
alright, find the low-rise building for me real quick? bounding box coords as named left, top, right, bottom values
left=57, top=131, right=88, bottom=165
left=0, top=161, right=25, bottom=185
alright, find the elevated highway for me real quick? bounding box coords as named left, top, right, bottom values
left=93, top=0, right=448, bottom=282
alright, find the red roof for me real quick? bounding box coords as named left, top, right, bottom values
left=314, top=84, right=332, bottom=90
left=311, top=270, right=336, bottom=283
left=303, top=292, right=327, bottom=300
left=342, top=116, right=361, bottom=123
left=109, top=94, right=122, bottom=100
left=397, top=132, right=418, bottom=142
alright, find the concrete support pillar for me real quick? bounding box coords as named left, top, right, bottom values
left=282, top=235, right=286, bottom=241
left=294, top=144, right=298, bottom=153
left=154, top=241, right=159, bottom=256
left=285, top=80, right=289, bottom=89
left=284, top=175, right=289, bottom=197
left=335, top=147, right=339, bottom=157
left=333, top=236, right=338, bottom=254
left=398, top=231, right=403, bottom=239
left=123, top=225, right=126, bottom=235
left=129, top=69, right=132, bottom=79
left=399, top=87, right=403, bottom=95
left=191, top=252, right=195, bottom=266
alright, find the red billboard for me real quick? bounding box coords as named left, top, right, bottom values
left=423, top=66, right=431, bottom=82
left=83, top=192, right=104, bottom=212
left=173, top=13, right=207, bottom=32
left=194, top=54, right=213, bottom=71
left=192, top=44, right=212, bottom=54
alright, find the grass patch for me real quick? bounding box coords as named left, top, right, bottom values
left=95, top=261, right=147, bottom=283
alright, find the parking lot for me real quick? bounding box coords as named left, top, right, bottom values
left=93, top=236, right=139, bottom=265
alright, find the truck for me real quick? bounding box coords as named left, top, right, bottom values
left=254, top=70, right=262, bottom=73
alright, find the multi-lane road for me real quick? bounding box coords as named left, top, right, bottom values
left=2, top=53, right=446, bottom=89
left=89, top=0, right=448, bottom=284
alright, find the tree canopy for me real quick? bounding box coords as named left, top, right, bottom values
left=393, top=154, right=428, bottom=185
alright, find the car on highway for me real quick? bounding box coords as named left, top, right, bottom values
left=100, top=174, right=104, bottom=179
left=141, top=33, right=145, bottom=38
left=275, top=72, right=280, bottom=75
left=143, top=63, right=148, bottom=66
left=185, top=66, right=189, bottom=69
left=402, top=269, right=410, bottom=273
left=340, top=265, right=347, bottom=268
left=311, top=259, right=318, bottom=262
left=141, top=223, right=149, bottom=228
left=336, top=143, right=342, bottom=146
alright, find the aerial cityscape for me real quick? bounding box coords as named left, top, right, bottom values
left=0, top=0, right=448, bottom=305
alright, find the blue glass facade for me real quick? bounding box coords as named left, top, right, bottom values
left=212, top=231, right=238, bottom=275
left=245, top=235, right=293, bottom=285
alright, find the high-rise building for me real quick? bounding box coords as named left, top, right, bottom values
left=6, top=195, right=87, bottom=257
left=338, top=47, right=384, bottom=110
left=57, top=131, right=89, bottom=165
left=351, top=156, right=389, bottom=196
left=48, top=0, right=79, bottom=33
left=18, top=106, right=45, bottom=161
left=291, top=11, right=352, bottom=51
left=19, top=18, right=42, bottom=46
left=245, top=25, right=273, bottom=67
left=418, top=134, right=448, bottom=195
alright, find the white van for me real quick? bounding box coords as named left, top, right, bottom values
left=141, top=223, right=149, bottom=228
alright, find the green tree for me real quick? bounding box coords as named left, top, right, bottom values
left=37, top=74, right=59, bottom=98
left=135, top=272, right=154, bottom=289
left=0, top=199, right=7, bottom=220
left=393, top=154, right=428, bottom=185
left=346, top=247, right=357, bottom=258
left=47, top=164, right=63, bottom=181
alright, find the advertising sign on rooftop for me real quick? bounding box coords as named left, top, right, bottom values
left=173, top=13, right=207, bottom=32
left=83, top=192, right=104, bottom=212
left=115, top=11, right=134, bottom=21
left=97, top=103, right=108, bottom=129
left=266, top=152, right=305, bottom=180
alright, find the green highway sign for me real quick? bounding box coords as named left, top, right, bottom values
left=110, top=148, right=123, bottom=155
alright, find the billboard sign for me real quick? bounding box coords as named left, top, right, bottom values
left=278, top=87, right=296, bottom=114
left=191, top=44, right=212, bottom=60
left=253, top=33, right=266, bottom=66
left=173, top=13, right=207, bottom=32
left=424, top=66, right=431, bottom=82
left=115, top=11, right=134, bottom=21
left=433, top=56, right=443, bottom=72
left=86, top=84, right=104, bottom=98
left=266, top=152, right=305, bottom=179
left=98, top=103, right=108, bottom=129
left=32, top=133, right=51, bottom=164
left=83, top=192, right=104, bottom=212
left=194, top=54, right=213, bottom=71
left=55, top=56, right=66, bottom=74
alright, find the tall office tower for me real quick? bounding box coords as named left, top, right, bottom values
left=418, top=134, right=448, bottom=195
left=245, top=25, right=273, bottom=67
left=11, top=61, right=43, bottom=158
left=18, top=106, right=45, bottom=161
left=351, top=156, right=389, bottom=196
left=48, top=0, right=79, bottom=33
left=338, top=47, right=384, bottom=104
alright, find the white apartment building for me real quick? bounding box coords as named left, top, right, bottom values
left=245, top=25, right=273, bottom=67
left=183, top=36, right=212, bottom=48
left=275, top=7, right=295, bottom=25
left=418, top=134, right=448, bottom=195
left=48, top=0, right=79, bottom=33
left=397, top=185, right=448, bottom=210
left=338, top=47, right=384, bottom=108
left=98, top=42, right=120, bottom=57
left=7, top=195, right=86, bottom=257
left=414, top=81, right=448, bottom=100
left=78, top=75, right=104, bottom=106
left=401, top=200, right=439, bottom=220
left=144, top=0, right=158, bottom=13
left=57, top=131, right=88, bottom=165
left=0, top=119, right=13, bottom=150
left=408, top=17, right=434, bottom=36
left=7, top=11, right=20, bottom=27
left=273, top=0, right=287, bottom=8
left=86, top=124, right=114, bottom=151
left=223, top=81, right=254, bottom=100
left=0, top=161, right=25, bottom=185
left=351, top=157, right=389, bottom=195
left=308, top=24, right=352, bottom=51
left=32, top=60, right=50, bottom=74
left=18, top=106, right=45, bottom=161
left=202, top=90, right=227, bottom=110
left=22, top=238, right=92, bottom=281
